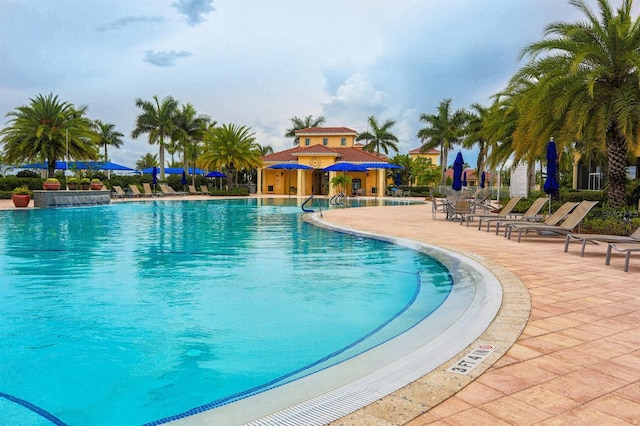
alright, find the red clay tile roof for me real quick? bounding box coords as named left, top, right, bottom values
left=409, top=146, right=440, bottom=155
left=261, top=145, right=387, bottom=165
left=294, top=127, right=358, bottom=136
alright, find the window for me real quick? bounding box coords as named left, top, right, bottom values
left=305, top=138, right=310, bottom=146
left=341, top=137, right=346, bottom=146
left=323, top=138, right=328, bottom=146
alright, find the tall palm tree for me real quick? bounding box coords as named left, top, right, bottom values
left=462, top=103, right=490, bottom=176
left=0, top=93, right=98, bottom=177
left=172, top=103, right=211, bottom=185
left=131, top=95, right=179, bottom=179
left=506, top=0, right=640, bottom=208
left=93, top=119, right=124, bottom=178
left=285, top=115, right=326, bottom=145
left=199, top=123, right=262, bottom=186
left=417, top=98, right=468, bottom=185
left=356, top=116, right=399, bottom=157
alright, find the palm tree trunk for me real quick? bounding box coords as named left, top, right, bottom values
left=607, top=130, right=628, bottom=209
left=440, top=146, right=448, bottom=185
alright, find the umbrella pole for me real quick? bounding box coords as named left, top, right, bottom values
left=288, top=170, right=291, bottom=199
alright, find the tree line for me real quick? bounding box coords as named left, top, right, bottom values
left=2, top=1, right=639, bottom=208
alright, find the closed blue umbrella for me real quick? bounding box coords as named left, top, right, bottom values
left=181, top=170, right=187, bottom=186
left=462, top=171, right=468, bottom=187
left=452, top=152, right=464, bottom=191
left=152, top=166, right=158, bottom=185
left=480, top=171, right=486, bottom=188
left=544, top=138, right=559, bottom=214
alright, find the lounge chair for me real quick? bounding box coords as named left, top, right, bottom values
left=200, top=185, right=210, bottom=195
left=159, top=183, right=186, bottom=196
left=188, top=185, right=201, bottom=195
left=565, top=226, right=640, bottom=257
left=605, top=242, right=640, bottom=272
left=464, top=196, right=522, bottom=228
left=393, top=189, right=404, bottom=197
left=506, top=200, right=598, bottom=242
left=143, top=183, right=158, bottom=197
left=498, top=201, right=579, bottom=236
left=112, top=185, right=127, bottom=199
left=128, top=184, right=143, bottom=197
left=480, top=197, right=548, bottom=233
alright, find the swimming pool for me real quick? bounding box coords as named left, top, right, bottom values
left=0, top=198, right=465, bottom=425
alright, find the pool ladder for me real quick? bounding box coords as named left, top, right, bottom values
left=301, top=195, right=323, bottom=217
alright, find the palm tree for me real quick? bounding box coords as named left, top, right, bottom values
left=285, top=115, right=326, bottom=145
left=258, top=144, right=274, bottom=156
left=172, top=103, right=211, bottom=185
left=131, top=95, right=179, bottom=180
left=356, top=116, right=399, bottom=157
left=462, top=103, right=490, bottom=176
left=93, top=120, right=124, bottom=178
left=199, top=123, right=262, bottom=187
left=417, top=98, right=468, bottom=185
left=506, top=0, right=640, bottom=208
left=0, top=93, right=99, bottom=178
left=136, top=153, right=159, bottom=170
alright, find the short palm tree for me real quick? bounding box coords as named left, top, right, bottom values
left=417, top=98, right=468, bottom=185
left=131, top=95, right=179, bottom=179
left=199, top=123, right=262, bottom=187
left=507, top=0, right=640, bottom=209
left=1, top=93, right=98, bottom=177
left=285, top=115, right=326, bottom=145
left=356, top=116, right=399, bottom=157
left=136, top=153, right=159, bottom=170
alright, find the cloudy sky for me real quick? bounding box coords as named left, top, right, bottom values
left=0, top=0, right=604, bottom=169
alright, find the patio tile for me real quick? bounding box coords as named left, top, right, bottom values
left=585, top=394, right=640, bottom=424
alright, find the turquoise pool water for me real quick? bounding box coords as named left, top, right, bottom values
left=0, top=198, right=452, bottom=425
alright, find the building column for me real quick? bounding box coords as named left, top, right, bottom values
left=257, top=168, right=263, bottom=195
left=297, top=169, right=304, bottom=196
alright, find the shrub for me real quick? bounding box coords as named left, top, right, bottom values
left=16, top=170, right=39, bottom=178
left=12, top=186, right=32, bottom=196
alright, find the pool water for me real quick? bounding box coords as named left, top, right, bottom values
left=0, top=198, right=452, bottom=425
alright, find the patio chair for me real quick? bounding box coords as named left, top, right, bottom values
left=112, top=185, right=127, bottom=199
left=605, top=242, right=640, bottom=272
left=431, top=198, right=449, bottom=220
left=188, top=185, right=201, bottom=195
left=464, top=196, right=522, bottom=228
left=565, top=226, right=640, bottom=257
left=498, top=201, right=579, bottom=237
left=128, top=184, right=143, bottom=197
left=506, top=200, right=598, bottom=242
left=143, top=183, right=159, bottom=197
left=479, top=197, right=548, bottom=233
left=393, top=189, right=404, bottom=197
left=447, top=199, right=472, bottom=224
left=200, top=185, right=210, bottom=195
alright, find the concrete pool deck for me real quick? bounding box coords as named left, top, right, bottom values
left=2, top=196, right=638, bottom=424
left=320, top=202, right=640, bottom=425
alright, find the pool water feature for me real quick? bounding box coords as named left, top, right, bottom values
left=0, top=198, right=456, bottom=425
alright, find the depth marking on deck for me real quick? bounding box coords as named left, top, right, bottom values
left=446, top=344, right=497, bottom=375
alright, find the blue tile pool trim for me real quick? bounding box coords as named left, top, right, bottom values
left=0, top=392, right=67, bottom=426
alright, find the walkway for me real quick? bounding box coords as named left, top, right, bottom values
left=321, top=202, right=639, bottom=425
